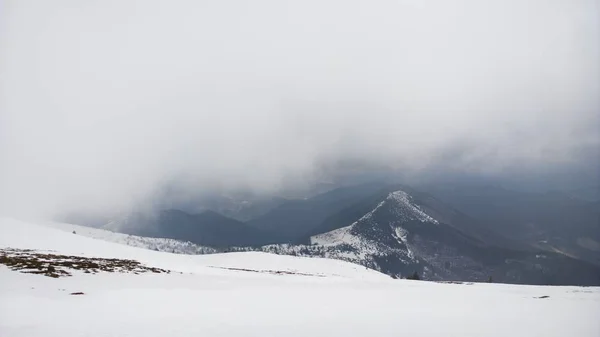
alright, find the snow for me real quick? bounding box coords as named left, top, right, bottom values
left=45, top=221, right=218, bottom=255
left=311, top=189, right=436, bottom=249
left=387, top=190, right=438, bottom=224
left=311, top=225, right=355, bottom=246
left=356, top=199, right=387, bottom=222
left=0, top=218, right=385, bottom=280
left=308, top=189, right=431, bottom=266
left=310, top=225, right=390, bottom=261
left=1, top=217, right=600, bottom=337
left=310, top=199, right=387, bottom=247
left=395, top=226, right=415, bottom=260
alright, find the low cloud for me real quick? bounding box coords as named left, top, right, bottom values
left=1, top=0, right=598, bottom=218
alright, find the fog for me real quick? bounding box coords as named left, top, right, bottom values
left=1, top=0, right=598, bottom=218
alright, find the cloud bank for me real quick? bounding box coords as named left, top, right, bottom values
left=1, top=0, right=598, bottom=217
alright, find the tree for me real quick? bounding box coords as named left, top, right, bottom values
left=407, top=271, right=420, bottom=280
left=487, top=276, right=493, bottom=283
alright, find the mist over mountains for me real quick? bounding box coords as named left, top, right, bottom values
left=60, top=180, right=600, bottom=285
left=1, top=0, right=599, bottom=286
left=2, top=3, right=600, bottom=337
left=1, top=0, right=599, bottom=220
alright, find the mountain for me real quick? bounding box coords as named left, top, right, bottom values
left=420, top=184, right=600, bottom=266
left=209, top=197, right=288, bottom=222
left=63, top=182, right=600, bottom=285
left=247, top=182, right=390, bottom=242
left=105, top=209, right=272, bottom=247
left=239, top=188, right=600, bottom=285
left=4, top=217, right=598, bottom=337
left=47, top=221, right=218, bottom=255
left=307, top=184, right=526, bottom=249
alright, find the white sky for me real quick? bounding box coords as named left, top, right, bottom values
left=1, top=0, right=598, bottom=217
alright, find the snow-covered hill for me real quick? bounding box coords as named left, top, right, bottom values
left=234, top=190, right=434, bottom=277
left=1, top=217, right=600, bottom=337
left=0, top=218, right=383, bottom=280
left=242, top=189, right=600, bottom=285
left=52, top=188, right=600, bottom=285
left=45, top=221, right=219, bottom=255
left=309, top=190, right=430, bottom=267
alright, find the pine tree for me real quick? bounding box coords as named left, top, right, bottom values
left=407, top=271, right=420, bottom=280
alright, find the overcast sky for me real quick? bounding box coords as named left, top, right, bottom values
left=1, top=0, right=598, bottom=217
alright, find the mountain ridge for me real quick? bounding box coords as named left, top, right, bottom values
left=238, top=188, right=600, bottom=285
left=62, top=182, right=600, bottom=285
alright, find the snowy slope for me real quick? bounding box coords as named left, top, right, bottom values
left=46, top=221, right=219, bottom=255
left=0, top=218, right=385, bottom=280
left=312, top=190, right=437, bottom=246
left=245, top=189, right=600, bottom=285
left=308, top=190, right=427, bottom=267
left=1, top=217, right=599, bottom=337
left=254, top=190, right=433, bottom=276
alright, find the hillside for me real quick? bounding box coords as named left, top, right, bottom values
left=421, top=184, right=600, bottom=265
left=60, top=182, right=600, bottom=285
left=46, top=221, right=218, bottom=255
left=1, top=217, right=599, bottom=337
left=245, top=189, right=600, bottom=285
left=104, top=209, right=273, bottom=247
left=247, top=182, right=390, bottom=242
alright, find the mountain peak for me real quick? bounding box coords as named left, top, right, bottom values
left=386, top=190, right=439, bottom=224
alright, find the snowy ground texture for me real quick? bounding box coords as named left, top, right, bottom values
left=1, top=217, right=599, bottom=337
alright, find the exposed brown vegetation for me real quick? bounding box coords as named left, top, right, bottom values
left=0, top=248, right=169, bottom=278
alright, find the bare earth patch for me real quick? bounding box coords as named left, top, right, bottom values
left=0, top=248, right=169, bottom=278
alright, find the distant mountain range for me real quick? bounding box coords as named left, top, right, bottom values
left=419, top=184, right=600, bottom=266
left=103, top=209, right=269, bottom=248
left=243, top=188, right=600, bottom=285
left=64, top=182, right=600, bottom=285
left=247, top=182, right=391, bottom=243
